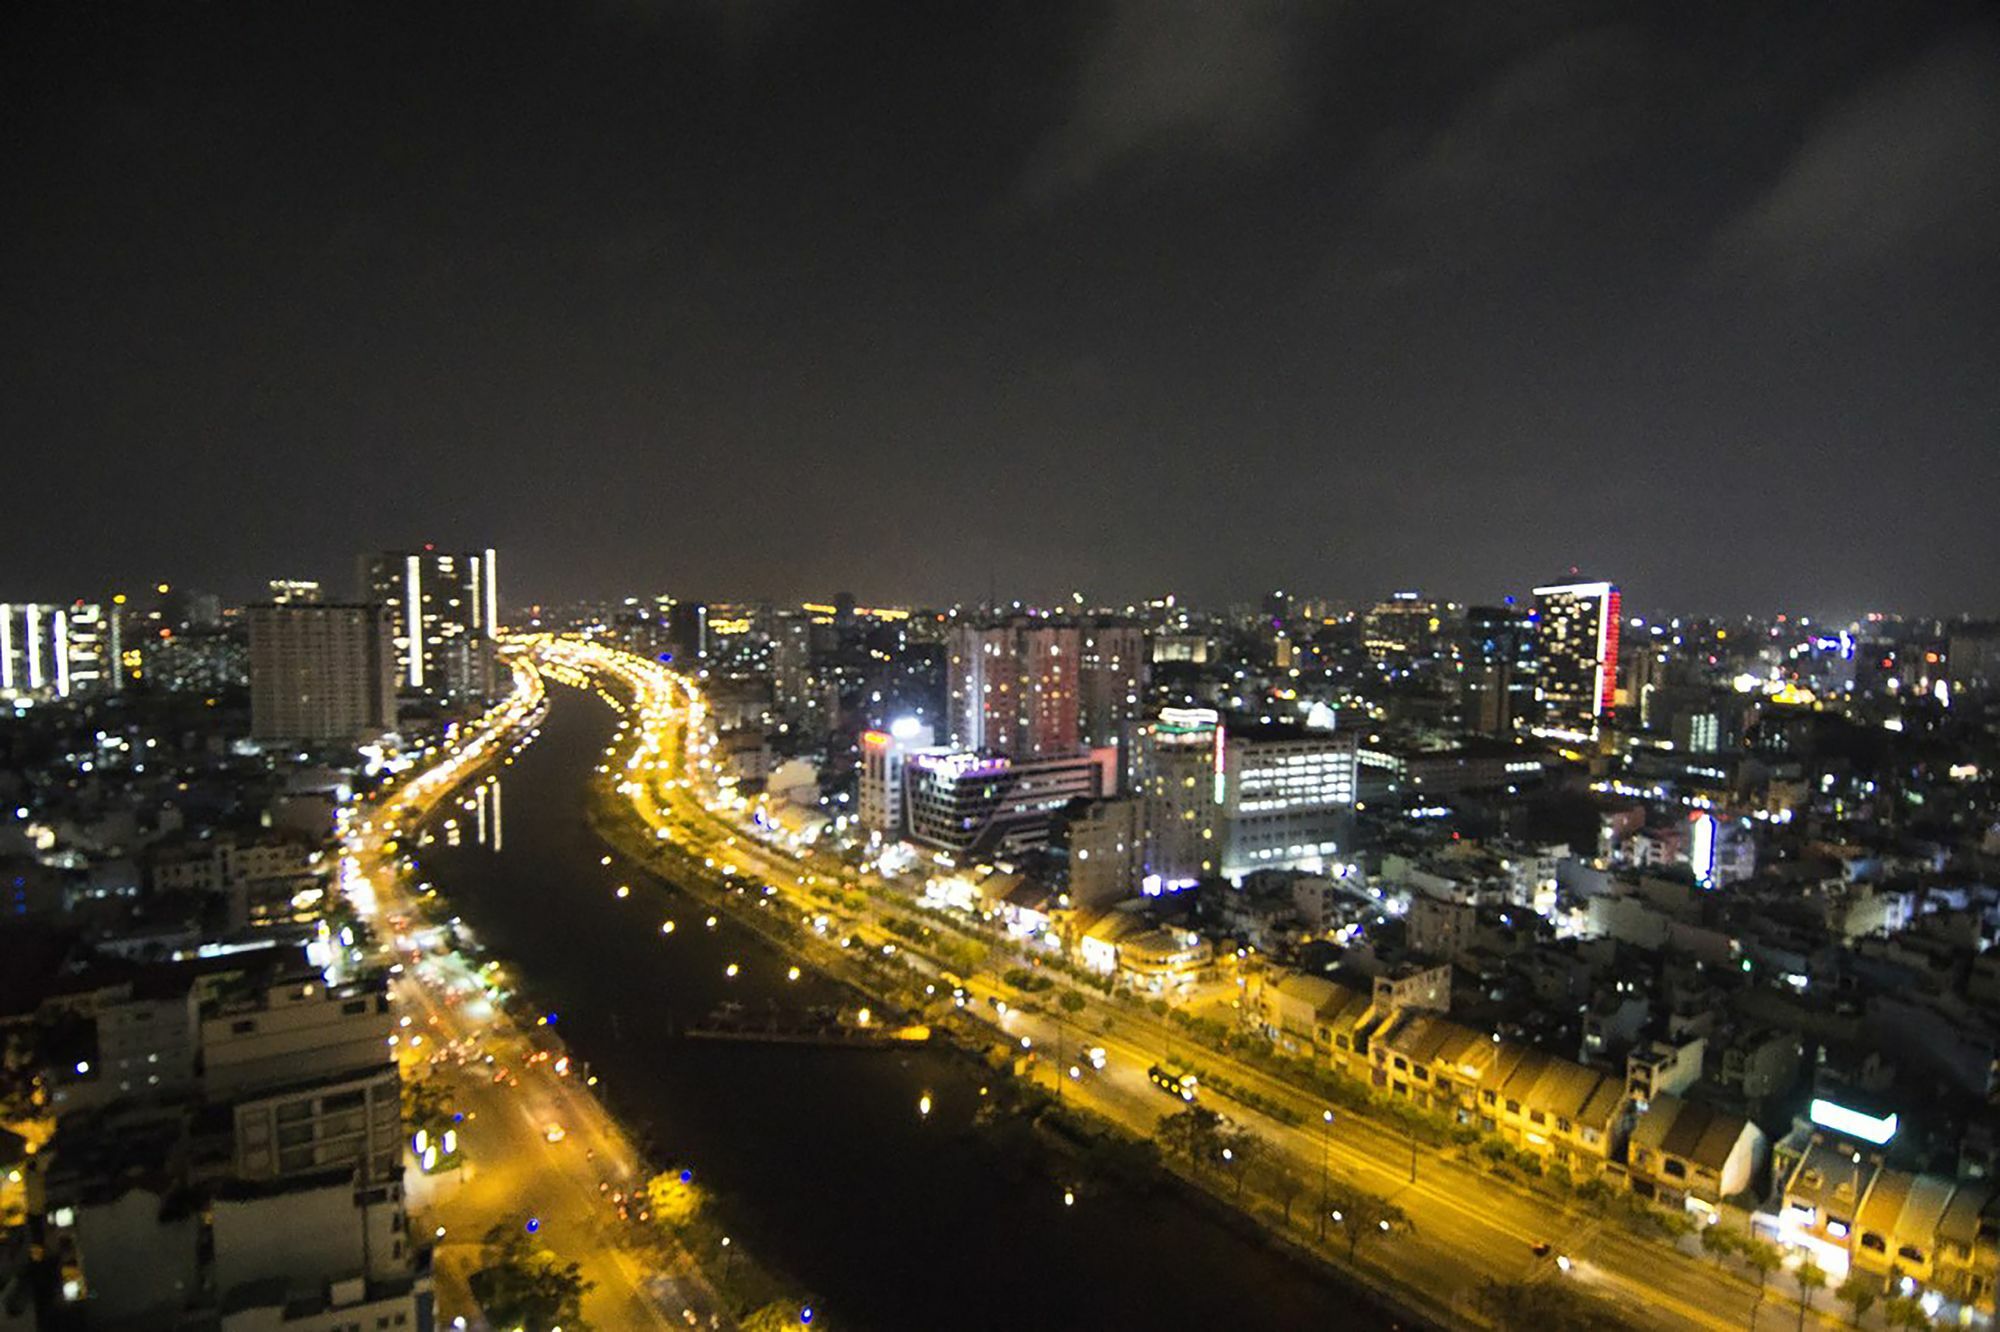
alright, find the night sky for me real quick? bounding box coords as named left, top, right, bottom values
left=5, top=2, right=1996, bottom=615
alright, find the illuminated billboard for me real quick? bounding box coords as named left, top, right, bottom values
left=1809, top=1098, right=1897, bottom=1145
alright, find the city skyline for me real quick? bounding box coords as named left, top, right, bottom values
left=13, top=5, right=2000, bottom=1330
left=5, top=2, right=1998, bottom=613
left=0, top=566, right=1988, bottom=632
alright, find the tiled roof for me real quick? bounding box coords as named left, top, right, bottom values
left=1786, top=1141, right=1871, bottom=1212
left=1631, top=1093, right=1754, bottom=1172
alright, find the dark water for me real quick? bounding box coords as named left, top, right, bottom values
left=419, top=684, right=1390, bottom=1331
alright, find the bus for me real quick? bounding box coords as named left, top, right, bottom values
left=1148, top=1065, right=1198, bottom=1102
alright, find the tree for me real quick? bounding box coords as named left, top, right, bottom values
left=1480, top=1278, right=1632, bottom=1331
left=1879, top=1294, right=1934, bottom=1330
left=1216, top=1125, right=1259, bottom=1200
left=1742, top=1237, right=1782, bottom=1297
left=1836, top=1273, right=1879, bottom=1328
left=1156, top=1106, right=1222, bottom=1174
left=1269, top=1168, right=1306, bottom=1227
left=472, top=1221, right=592, bottom=1332
left=1699, top=1223, right=1740, bottom=1267
left=401, top=1074, right=453, bottom=1137
left=1575, top=1177, right=1614, bottom=1209
left=1328, top=1186, right=1411, bottom=1264
left=1739, top=1237, right=1783, bottom=1330
left=741, top=1302, right=812, bottom=1331
left=645, top=1171, right=709, bottom=1229
left=1795, top=1260, right=1829, bottom=1332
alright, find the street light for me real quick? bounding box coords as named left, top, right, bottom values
left=1319, top=1109, right=1335, bottom=1241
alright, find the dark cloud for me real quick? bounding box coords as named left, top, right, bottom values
left=1348, top=23, right=1658, bottom=283
left=1709, top=32, right=2000, bottom=283
left=1019, top=0, right=1318, bottom=206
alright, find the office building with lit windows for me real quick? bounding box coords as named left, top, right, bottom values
left=1532, top=580, right=1621, bottom=740
left=356, top=547, right=499, bottom=704
left=901, top=748, right=1115, bottom=857
left=1362, top=591, right=1440, bottom=662
left=1218, top=720, right=1358, bottom=881
left=266, top=579, right=323, bottom=605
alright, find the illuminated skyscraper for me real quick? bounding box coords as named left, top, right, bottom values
left=1531, top=580, right=1621, bottom=739
left=356, top=547, right=499, bottom=704
left=0, top=601, right=121, bottom=702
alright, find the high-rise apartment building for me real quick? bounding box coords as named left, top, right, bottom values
left=357, top=547, right=498, bottom=703
left=768, top=610, right=818, bottom=723
left=0, top=601, right=122, bottom=703
left=1078, top=621, right=1146, bottom=748
left=247, top=603, right=396, bottom=741
left=948, top=617, right=1076, bottom=757
left=1532, top=580, right=1621, bottom=739
left=1462, top=603, right=1535, bottom=737
left=1132, top=707, right=1224, bottom=888
left=947, top=615, right=1146, bottom=758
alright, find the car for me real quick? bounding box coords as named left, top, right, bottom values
left=1530, top=1240, right=1552, bottom=1258
left=1086, top=1046, right=1107, bottom=1070
left=544, top=1124, right=566, bottom=1143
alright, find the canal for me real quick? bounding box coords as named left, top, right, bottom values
left=419, top=682, right=1392, bottom=1331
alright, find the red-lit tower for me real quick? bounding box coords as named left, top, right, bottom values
left=1531, top=580, right=1621, bottom=739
